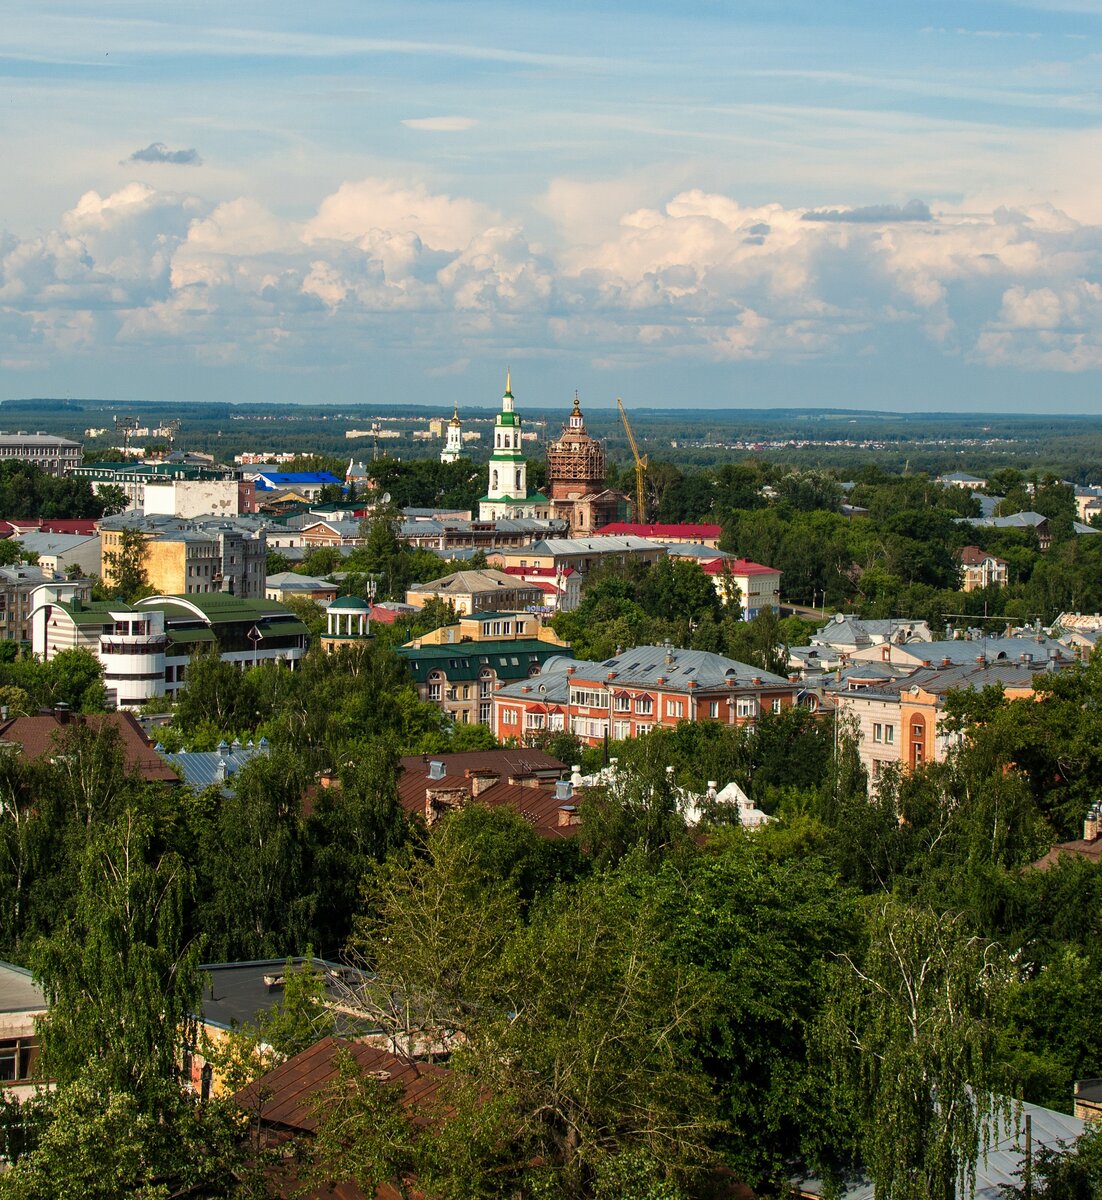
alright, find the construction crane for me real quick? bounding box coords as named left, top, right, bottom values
left=616, top=396, right=647, bottom=522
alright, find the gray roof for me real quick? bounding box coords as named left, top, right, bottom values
left=811, top=614, right=932, bottom=649
left=564, top=644, right=791, bottom=692
left=0, top=564, right=62, bottom=585
left=399, top=517, right=567, bottom=537
left=977, top=494, right=1003, bottom=518
left=197, top=957, right=372, bottom=1034
left=265, top=572, right=338, bottom=592
left=844, top=659, right=1067, bottom=701
left=498, top=535, right=664, bottom=556
left=959, top=510, right=1047, bottom=530
left=496, top=665, right=573, bottom=704
left=886, top=636, right=1075, bottom=667
left=937, top=471, right=986, bottom=483
left=408, top=568, right=539, bottom=595
left=15, top=531, right=98, bottom=554
left=0, top=432, right=80, bottom=449
left=796, top=1097, right=1083, bottom=1200
left=0, top=959, right=45, bottom=1014
left=156, top=740, right=268, bottom=793
left=658, top=542, right=732, bottom=560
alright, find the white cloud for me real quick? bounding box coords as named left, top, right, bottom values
left=6, top=175, right=1102, bottom=380
left=401, top=117, right=478, bottom=132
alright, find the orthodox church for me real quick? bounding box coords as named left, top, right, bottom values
left=478, top=374, right=552, bottom=521
left=440, top=402, right=465, bottom=464
left=547, top=393, right=628, bottom=535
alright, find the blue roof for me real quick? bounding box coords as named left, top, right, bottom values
left=255, top=471, right=342, bottom=488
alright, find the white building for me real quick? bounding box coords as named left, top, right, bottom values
left=143, top=479, right=241, bottom=519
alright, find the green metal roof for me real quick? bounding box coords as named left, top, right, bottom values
left=396, top=639, right=572, bottom=684
left=477, top=492, right=550, bottom=505
left=53, top=599, right=135, bottom=627
left=260, top=620, right=310, bottom=638
left=165, top=628, right=218, bottom=646
left=140, top=594, right=293, bottom=625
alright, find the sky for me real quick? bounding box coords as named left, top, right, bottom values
left=5, top=2, right=1102, bottom=412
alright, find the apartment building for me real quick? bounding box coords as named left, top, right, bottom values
left=494, top=644, right=795, bottom=746
left=0, top=432, right=82, bottom=476
left=405, top=569, right=544, bottom=616
left=0, top=567, right=91, bottom=642
left=957, top=545, right=1009, bottom=591
left=100, top=514, right=267, bottom=599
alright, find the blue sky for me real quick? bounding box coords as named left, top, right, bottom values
left=5, top=2, right=1102, bottom=412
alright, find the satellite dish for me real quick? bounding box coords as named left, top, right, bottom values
left=381, top=492, right=392, bottom=505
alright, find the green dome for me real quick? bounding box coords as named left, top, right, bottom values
left=327, top=595, right=372, bottom=612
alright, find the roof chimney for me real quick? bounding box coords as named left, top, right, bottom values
left=55, top=702, right=70, bottom=725
left=468, top=768, right=499, bottom=798
left=557, top=804, right=580, bottom=828
left=1085, top=806, right=1101, bottom=843
left=428, top=759, right=446, bottom=780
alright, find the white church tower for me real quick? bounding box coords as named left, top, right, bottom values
left=440, top=401, right=464, bottom=464
left=478, top=371, right=550, bottom=521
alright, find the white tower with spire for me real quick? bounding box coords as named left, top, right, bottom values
left=440, top=401, right=464, bottom=464
left=478, top=371, right=550, bottom=521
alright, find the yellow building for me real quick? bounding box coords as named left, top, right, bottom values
left=407, top=610, right=569, bottom=649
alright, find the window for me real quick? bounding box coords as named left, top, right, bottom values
left=771, top=698, right=782, bottom=714
left=736, top=697, right=758, bottom=719
left=525, top=713, right=546, bottom=730
left=636, top=695, right=654, bottom=716
left=614, top=694, right=631, bottom=712
left=570, top=688, right=609, bottom=709
left=708, top=700, right=720, bottom=719
left=613, top=720, right=631, bottom=739
left=0, top=1038, right=33, bottom=1082
left=884, top=724, right=894, bottom=744
left=665, top=699, right=684, bottom=719
left=873, top=723, right=883, bottom=743
left=479, top=703, right=492, bottom=724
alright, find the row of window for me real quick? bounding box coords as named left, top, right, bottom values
left=501, top=697, right=784, bottom=728
left=872, top=722, right=896, bottom=744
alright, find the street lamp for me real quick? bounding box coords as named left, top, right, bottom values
left=247, top=624, right=263, bottom=669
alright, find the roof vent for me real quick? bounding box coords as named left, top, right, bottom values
left=554, top=778, right=573, bottom=801
left=428, top=759, right=446, bottom=780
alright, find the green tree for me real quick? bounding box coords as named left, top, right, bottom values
left=816, top=900, right=1012, bottom=1200
left=100, top=527, right=149, bottom=601
left=30, top=812, right=202, bottom=1105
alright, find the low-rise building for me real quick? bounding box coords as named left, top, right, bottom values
left=488, top=535, right=667, bottom=578
left=934, top=471, right=987, bottom=490
left=701, top=557, right=782, bottom=618
left=399, top=516, right=568, bottom=554
left=405, top=569, right=544, bottom=616
left=593, top=522, right=723, bottom=547
left=499, top=565, right=582, bottom=613
left=958, top=545, right=1009, bottom=591
left=13, top=531, right=101, bottom=577
left=408, top=610, right=568, bottom=649
left=248, top=470, right=342, bottom=501
left=398, top=629, right=572, bottom=726
left=265, top=572, right=340, bottom=604
left=0, top=432, right=82, bottom=477
left=0, top=960, right=47, bottom=1101
left=834, top=658, right=1068, bottom=787
left=393, top=749, right=577, bottom=837
left=494, top=644, right=796, bottom=746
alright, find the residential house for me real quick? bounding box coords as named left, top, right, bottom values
left=405, top=569, right=543, bottom=616
left=495, top=644, right=796, bottom=746
left=156, top=738, right=270, bottom=794
left=958, top=509, right=1101, bottom=549
left=265, top=571, right=340, bottom=604
left=393, top=749, right=578, bottom=837
left=794, top=1098, right=1083, bottom=1200
left=834, top=659, right=1067, bottom=786
left=499, top=565, right=582, bottom=613
left=958, top=545, right=1009, bottom=591
left=233, top=1037, right=450, bottom=1199
left=593, top=521, right=723, bottom=547
left=398, top=628, right=573, bottom=726
left=187, top=959, right=370, bottom=1097
left=1030, top=805, right=1102, bottom=872
left=0, top=960, right=47, bottom=1101
left=700, top=557, right=782, bottom=618
left=0, top=710, right=180, bottom=785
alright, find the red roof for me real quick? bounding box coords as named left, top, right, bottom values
left=701, top=558, right=779, bottom=577
left=958, top=545, right=1007, bottom=567
left=0, top=518, right=99, bottom=536
left=0, top=711, right=179, bottom=784
left=593, top=522, right=722, bottom=540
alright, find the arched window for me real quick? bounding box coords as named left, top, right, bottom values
left=515, top=469, right=522, bottom=490
left=492, top=469, right=499, bottom=490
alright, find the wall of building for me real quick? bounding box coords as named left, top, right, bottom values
left=144, top=480, right=241, bottom=519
